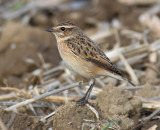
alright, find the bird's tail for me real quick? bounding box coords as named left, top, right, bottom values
left=103, top=69, right=136, bottom=87
left=123, top=77, right=136, bottom=87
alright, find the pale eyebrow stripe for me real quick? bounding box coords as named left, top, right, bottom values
left=57, top=25, right=75, bottom=28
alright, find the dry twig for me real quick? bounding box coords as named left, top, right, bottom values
left=86, top=104, right=99, bottom=120
left=0, top=117, right=7, bottom=130
left=140, top=108, right=160, bottom=122
left=0, top=94, right=17, bottom=101
left=44, top=96, right=74, bottom=104
left=139, top=4, right=160, bottom=38
left=118, top=0, right=159, bottom=5
left=106, top=43, right=149, bottom=63
left=0, top=87, right=31, bottom=98
left=40, top=111, right=55, bottom=123
left=5, top=82, right=81, bottom=111
left=119, top=52, right=139, bottom=84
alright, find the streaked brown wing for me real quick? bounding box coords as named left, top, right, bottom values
left=65, top=36, right=125, bottom=78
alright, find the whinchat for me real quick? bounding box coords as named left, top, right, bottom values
left=46, top=21, right=135, bottom=105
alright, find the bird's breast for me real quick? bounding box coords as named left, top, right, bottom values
left=57, top=41, right=103, bottom=78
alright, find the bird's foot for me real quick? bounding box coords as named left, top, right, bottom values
left=72, top=97, right=93, bottom=106
left=76, top=96, right=88, bottom=105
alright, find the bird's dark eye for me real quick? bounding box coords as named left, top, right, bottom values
left=61, top=27, right=65, bottom=31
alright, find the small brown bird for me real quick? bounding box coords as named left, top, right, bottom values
left=46, top=21, right=135, bottom=105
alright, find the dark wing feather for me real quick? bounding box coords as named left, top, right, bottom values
left=65, top=35, right=124, bottom=77
left=64, top=33, right=135, bottom=87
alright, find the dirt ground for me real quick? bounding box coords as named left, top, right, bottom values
left=0, top=0, right=160, bottom=130
left=53, top=85, right=141, bottom=130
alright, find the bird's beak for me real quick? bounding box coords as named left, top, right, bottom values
left=46, top=28, right=55, bottom=32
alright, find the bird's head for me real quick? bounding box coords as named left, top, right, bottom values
left=46, top=21, right=82, bottom=40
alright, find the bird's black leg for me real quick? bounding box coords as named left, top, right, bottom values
left=76, top=79, right=96, bottom=105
